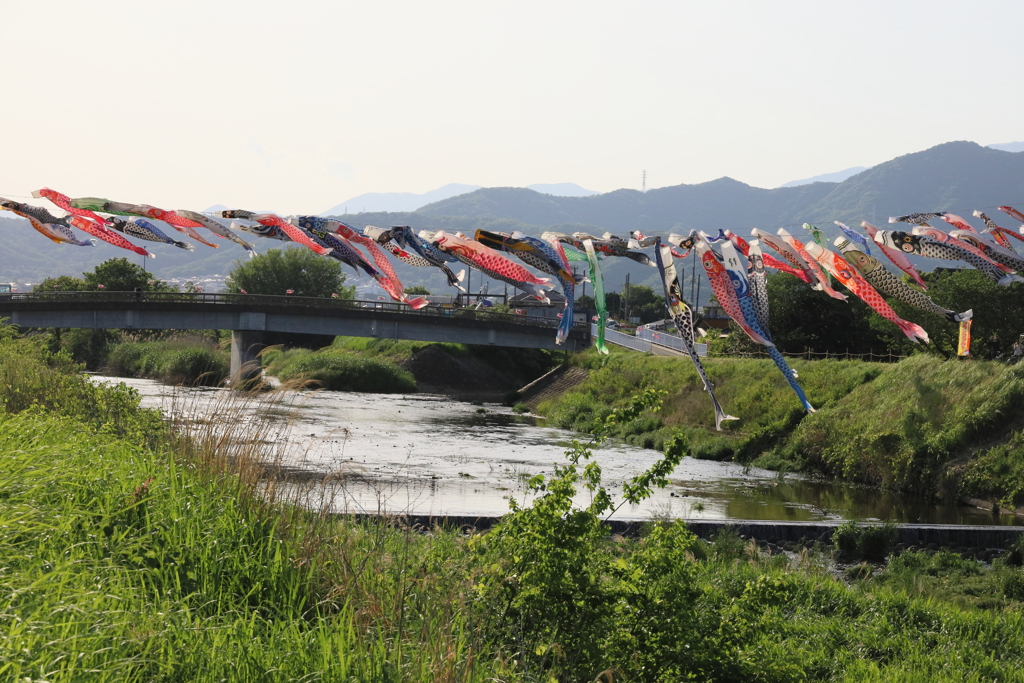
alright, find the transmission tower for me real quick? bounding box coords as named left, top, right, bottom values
left=642, top=170, right=647, bottom=193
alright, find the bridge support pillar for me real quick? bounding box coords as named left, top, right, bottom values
left=230, top=329, right=265, bottom=386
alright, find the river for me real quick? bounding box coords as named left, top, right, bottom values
left=95, top=375, right=1019, bottom=525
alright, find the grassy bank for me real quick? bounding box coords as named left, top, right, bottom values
left=7, top=328, right=1024, bottom=680
left=539, top=348, right=884, bottom=459
left=775, top=354, right=1024, bottom=494
left=537, top=348, right=1024, bottom=505
left=263, top=336, right=557, bottom=396
left=262, top=345, right=418, bottom=392
left=106, top=337, right=230, bottom=385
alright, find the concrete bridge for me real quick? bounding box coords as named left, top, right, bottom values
left=0, top=292, right=591, bottom=380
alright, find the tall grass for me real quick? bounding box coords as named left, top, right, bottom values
left=106, top=337, right=230, bottom=385
left=780, top=354, right=1024, bottom=491
left=539, top=347, right=882, bottom=460
left=8, top=325, right=1024, bottom=681
left=263, top=346, right=417, bottom=393
left=0, top=339, right=500, bottom=681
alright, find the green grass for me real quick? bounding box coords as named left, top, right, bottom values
left=780, top=354, right=1024, bottom=492
left=10, top=325, right=1024, bottom=681
left=262, top=346, right=418, bottom=392
left=538, top=349, right=1024, bottom=501
left=0, top=411, right=497, bottom=682
left=538, top=347, right=883, bottom=460
left=0, top=331, right=500, bottom=681
left=960, top=429, right=1024, bottom=508
left=262, top=336, right=558, bottom=394
left=106, top=338, right=230, bottom=386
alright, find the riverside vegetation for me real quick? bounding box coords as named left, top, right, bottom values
left=7, top=323, right=1024, bottom=681
left=538, top=348, right=1024, bottom=509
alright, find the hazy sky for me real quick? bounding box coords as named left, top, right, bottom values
left=2, top=0, right=1021, bottom=214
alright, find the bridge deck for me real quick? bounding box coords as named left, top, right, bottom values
left=0, top=292, right=590, bottom=353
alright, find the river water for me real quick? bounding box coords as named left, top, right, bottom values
left=95, top=376, right=1018, bottom=525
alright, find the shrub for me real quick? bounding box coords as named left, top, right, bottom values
left=832, top=520, right=860, bottom=556
left=268, top=349, right=416, bottom=393
left=858, top=522, right=898, bottom=562
left=105, top=340, right=230, bottom=385
left=831, top=521, right=898, bottom=562
left=1004, top=570, right=1024, bottom=601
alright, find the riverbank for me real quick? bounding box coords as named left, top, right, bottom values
left=88, top=334, right=557, bottom=399
left=262, top=336, right=557, bottom=399
left=537, top=348, right=1024, bottom=508
left=9, top=326, right=1024, bottom=680
left=105, top=336, right=230, bottom=385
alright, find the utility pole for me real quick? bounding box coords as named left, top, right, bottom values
left=624, top=272, right=630, bottom=319
left=690, top=250, right=697, bottom=305
left=694, top=267, right=701, bottom=315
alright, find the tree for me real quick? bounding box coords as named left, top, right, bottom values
left=225, top=248, right=354, bottom=298
left=606, top=285, right=666, bottom=324
left=886, top=269, right=1024, bottom=359
left=405, top=285, right=431, bottom=295
left=765, top=272, right=889, bottom=356
left=35, top=258, right=173, bottom=292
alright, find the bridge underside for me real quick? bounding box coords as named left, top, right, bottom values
left=1, top=299, right=590, bottom=382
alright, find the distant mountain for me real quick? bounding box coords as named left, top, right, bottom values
left=414, top=142, right=1024, bottom=232
left=321, top=183, right=482, bottom=215
left=322, top=182, right=600, bottom=215
left=800, top=141, right=1024, bottom=223
left=780, top=166, right=868, bottom=188
left=526, top=183, right=600, bottom=197
left=988, top=141, right=1024, bottom=153
left=5, top=141, right=1023, bottom=301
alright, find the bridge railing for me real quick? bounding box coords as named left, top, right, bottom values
left=0, top=291, right=589, bottom=331
left=637, top=327, right=709, bottom=357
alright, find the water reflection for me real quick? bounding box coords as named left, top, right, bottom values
left=93, top=376, right=1020, bottom=526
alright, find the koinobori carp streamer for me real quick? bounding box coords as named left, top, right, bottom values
left=71, top=197, right=221, bottom=249
left=653, top=238, right=737, bottom=430
left=104, top=216, right=193, bottom=251
left=861, top=221, right=928, bottom=290
left=835, top=237, right=971, bottom=323
left=33, top=188, right=153, bottom=257
left=694, top=232, right=774, bottom=347
left=804, top=241, right=929, bottom=343
left=721, top=241, right=815, bottom=413
left=724, top=229, right=812, bottom=283
left=430, top=230, right=553, bottom=303
left=0, top=198, right=94, bottom=247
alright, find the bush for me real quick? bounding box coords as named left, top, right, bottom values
left=105, top=340, right=230, bottom=385
left=832, top=520, right=860, bottom=555
left=831, top=521, right=897, bottom=562
left=858, top=522, right=898, bottom=562
left=1004, top=570, right=1024, bottom=601
left=267, top=349, right=416, bottom=393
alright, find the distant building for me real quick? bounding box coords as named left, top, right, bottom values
left=696, top=303, right=730, bottom=334
left=509, top=290, right=566, bottom=319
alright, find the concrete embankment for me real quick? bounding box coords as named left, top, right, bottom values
left=516, top=364, right=589, bottom=410
left=362, top=515, right=1024, bottom=549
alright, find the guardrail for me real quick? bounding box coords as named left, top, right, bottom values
left=596, top=325, right=653, bottom=352
left=0, top=291, right=587, bottom=331
left=637, top=327, right=708, bottom=357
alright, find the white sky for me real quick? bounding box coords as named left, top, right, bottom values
left=1, top=0, right=1021, bottom=214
